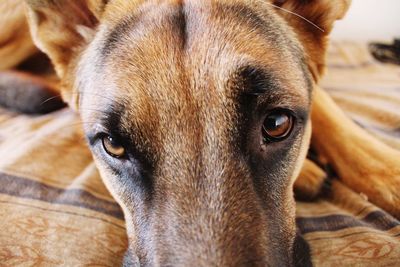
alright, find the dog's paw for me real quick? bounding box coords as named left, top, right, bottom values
left=340, top=151, right=400, bottom=220
left=294, top=159, right=331, bottom=201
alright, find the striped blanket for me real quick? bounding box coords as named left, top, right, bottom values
left=0, top=42, right=399, bottom=266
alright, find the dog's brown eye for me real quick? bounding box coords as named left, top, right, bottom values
left=262, top=110, right=294, bottom=142
left=102, top=136, right=125, bottom=158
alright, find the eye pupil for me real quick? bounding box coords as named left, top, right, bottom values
left=262, top=111, right=293, bottom=142
left=102, top=135, right=125, bottom=158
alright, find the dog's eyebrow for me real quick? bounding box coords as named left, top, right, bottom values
left=238, top=66, right=312, bottom=106
left=101, top=108, right=122, bottom=132
left=239, top=64, right=312, bottom=99
left=86, top=102, right=128, bottom=145
left=238, top=67, right=277, bottom=96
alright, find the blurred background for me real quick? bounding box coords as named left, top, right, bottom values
left=319, top=0, right=400, bottom=151
left=331, top=0, right=400, bottom=42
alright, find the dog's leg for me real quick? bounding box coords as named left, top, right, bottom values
left=0, top=71, right=65, bottom=113
left=311, top=86, right=400, bottom=218
left=295, top=159, right=330, bottom=201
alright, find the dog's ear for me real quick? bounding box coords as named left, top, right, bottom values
left=24, top=0, right=108, bottom=108
left=270, top=0, right=351, bottom=80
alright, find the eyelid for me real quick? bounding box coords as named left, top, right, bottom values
left=86, top=124, right=108, bottom=145
left=87, top=133, right=101, bottom=146
left=258, top=104, right=308, bottom=123
left=87, top=124, right=130, bottom=148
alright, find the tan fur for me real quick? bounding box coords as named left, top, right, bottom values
left=311, top=86, right=400, bottom=218
left=295, top=159, right=327, bottom=200
left=2, top=0, right=399, bottom=266
left=0, top=0, right=38, bottom=70
left=270, top=0, right=351, bottom=79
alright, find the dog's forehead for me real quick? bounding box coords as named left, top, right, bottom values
left=78, top=0, right=311, bottom=135
left=94, top=2, right=307, bottom=89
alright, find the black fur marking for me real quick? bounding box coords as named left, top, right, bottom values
left=293, top=231, right=313, bottom=267
left=87, top=102, right=156, bottom=197
left=239, top=66, right=276, bottom=96
left=170, top=3, right=188, bottom=50
left=101, top=14, right=140, bottom=59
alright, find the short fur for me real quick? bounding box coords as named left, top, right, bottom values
left=1, top=0, right=400, bottom=266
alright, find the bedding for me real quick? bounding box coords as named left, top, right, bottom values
left=0, top=41, right=399, bottom=266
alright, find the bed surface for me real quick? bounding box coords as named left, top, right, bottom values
left=1, top=42, right=399, bottom=266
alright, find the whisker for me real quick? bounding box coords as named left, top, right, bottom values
left=56, top=121, right=98, bottom=131
left=77, top=107, right=110, bottom=113
left=39, top=91, right=118, bottom=107
left=40, top=94, right=63, bottom=106
left=265, top=2, right=324, bottom=32
left=39, top=91, right=119, bottom=116
left=74, top=91, right=117, bottom=103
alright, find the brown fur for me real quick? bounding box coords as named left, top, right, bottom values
left=311, top=86, right=400, bottom=218
left=1, top=0, right=399, bottom=266
left=0, top=0, right=38, bottom=70
left=294, top=159, right=328, bottom=200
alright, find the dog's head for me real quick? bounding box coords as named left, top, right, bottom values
left=25, top=0, right=350, bottom=265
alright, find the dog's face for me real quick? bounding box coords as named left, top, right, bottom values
left=25, top=0, right=350, bottom=265
left=79, top=2, right=312, bottom=265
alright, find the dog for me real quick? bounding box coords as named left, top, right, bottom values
left=1, top=0, right=400, bottom=266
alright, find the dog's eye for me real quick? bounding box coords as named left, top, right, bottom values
left=262, top=110, right=294, bottom=142
left=102, top=135, right=125, bottom=158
